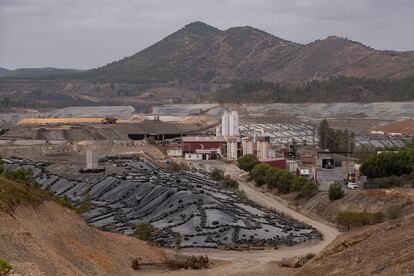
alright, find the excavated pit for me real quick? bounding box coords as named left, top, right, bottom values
left=4, top=157, right=321, bottom=248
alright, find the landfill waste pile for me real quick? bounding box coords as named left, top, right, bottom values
left=4, top=157, right=321, bottom=248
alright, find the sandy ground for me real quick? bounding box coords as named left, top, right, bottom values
left=149, top=161, right=340, bottom=276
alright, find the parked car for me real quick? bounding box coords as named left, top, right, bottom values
left=347, top=182, right=359, bottom=189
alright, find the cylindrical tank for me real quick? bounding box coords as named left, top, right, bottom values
left=221, top=111, right=229, bottom=137
left=229, top=112, right=235, bottom=136
left=232, top=110, right=239, bottom=136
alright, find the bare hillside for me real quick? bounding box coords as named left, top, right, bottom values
left=270, top=36, right=414, bottom=82
left=0, top=201, right=167, bottom=275
left=295, top=214, right=414, bottom=275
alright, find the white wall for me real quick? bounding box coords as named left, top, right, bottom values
left=185, top=153, right=203, bottom=160
left=167, top=149, right=183, bottom=157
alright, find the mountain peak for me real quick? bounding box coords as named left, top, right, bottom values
left=180, top=21, right=221, bottom=36
left=83, top=22, right=414, bottom=83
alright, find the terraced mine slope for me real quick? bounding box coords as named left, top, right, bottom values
left=5, top=157, right=321, bottom=248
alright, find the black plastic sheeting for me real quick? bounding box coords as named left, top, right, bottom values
left=4, top=157, right=321, bottom=248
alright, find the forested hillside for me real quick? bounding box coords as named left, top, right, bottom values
left=205, top=76, right=414, bottom=103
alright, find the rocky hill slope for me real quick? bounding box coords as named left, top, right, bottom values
left=81, top=22, right=414, bottom=83
left=268, top=36, right=414, bottom=82
left=82, top=22, right=301, bottom=83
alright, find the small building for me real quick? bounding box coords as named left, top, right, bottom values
left=262, top=158, right=286, bottom=170
left=167, top=148, right=183, bottom=157
left=195, top=148, right=220, bottom=160
left=184, top=153, right=203, bottom=160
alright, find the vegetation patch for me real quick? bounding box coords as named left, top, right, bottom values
left=206, top=76, right=414, bottom=103
left=361, top=142, right=414, bottom=188
left=336, top=211, right=385, bottom=231
left=329, top=182, right=345, bottom=201
left=0, top=159, right=78, bottom=212
left=237, top=154, right=260, bottom=172
left=0, top=175, right=47, bottom=212
left=248, top=163, right=317, bottom=198
left=134, top=222, right=153, bottom=241
left=0, top=259, right=12, bottom=275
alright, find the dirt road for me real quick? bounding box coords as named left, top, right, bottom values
left=146, top=162, right=340, bottom=276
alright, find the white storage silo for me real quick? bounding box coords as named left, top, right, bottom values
left=221, top=111, right=229, bottom=137
left=229, top=112, right=235, bottom=136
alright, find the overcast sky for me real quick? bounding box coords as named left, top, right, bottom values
left=1, top=0, right=413, bottom=70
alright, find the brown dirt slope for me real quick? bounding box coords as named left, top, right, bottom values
left=295, top=214, right=414, bottom=276
left=0, top=201, right=167, bottom=275
left=299, top=189, right=414, bottom=223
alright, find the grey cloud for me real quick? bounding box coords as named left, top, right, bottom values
left=1, top=0, right=413, bottom=69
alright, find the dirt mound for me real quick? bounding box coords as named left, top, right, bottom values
left=374, top=119, right=414, bottom=136
left=179, top=115, right=219, bottom=126
left=0, top=201, right=168, bottom=275
left=295, top=214, right=414, bottom=275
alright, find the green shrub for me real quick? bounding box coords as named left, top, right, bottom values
left=251, top=163, right=271, bottom=187
left=265, top=167, right=283, bottom=189
left=78, top=191, right=92, bottom=213
left=32, top=181, right=41, bottom=190
left=134, top=222, right=152, bottom=241
left=329, top=182, right=344, bottom=201
left=237, top=154, right=260, bottom=172
left=0, top=259, right=12, bottom=275
left=57, top=195, right=76, bottom=210
left=209, top=168, right=224, bottom=181
left=299, top=180, right=318, bottom=197
left=2, top=168, right=33, bottom=183
left=222, top=176, right=239, bottom=189
left=277, top=171, right=295, bottom=193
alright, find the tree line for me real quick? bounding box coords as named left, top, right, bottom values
left=237, top=154, right=318, bottom=197
left=205, top=76, right=414, bottom=103
left=360, top=141, right=414, bottom=188
left=319, top=119, right=355, bottom=153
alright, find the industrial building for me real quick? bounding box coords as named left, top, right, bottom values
left=181, top=136, right=226, bottom=160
